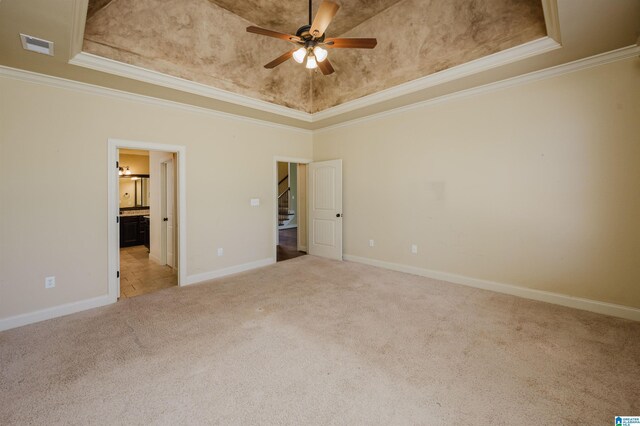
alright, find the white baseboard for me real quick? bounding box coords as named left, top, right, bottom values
left=148, top=254, right=162, bottom=265
left=298, top=245, right=307, bottom=252
left=0, top=294, right=115, bottom=332
left=184, top=258, right=274, bottom=286
left=344, top=254, right=640, bottom=322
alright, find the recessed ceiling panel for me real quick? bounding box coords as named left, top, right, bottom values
left=84, top=0, right=547, bottom=113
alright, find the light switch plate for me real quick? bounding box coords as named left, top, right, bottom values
left=217, top=248, right=224, bottom=256
left=250, top=198, right=260, bottom=206
left=45, top=276, right=56, bottom=288
left=411, top=244, right=418, bottom=254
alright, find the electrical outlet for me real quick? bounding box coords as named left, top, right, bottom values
left=411, top=244, right=418, bottom=254
left=45, top=276, right=56, bottom=289
left=217, top=248, right=224, bottom=257
left=250, top=198, right=260, bottom=206
left=369, top=239, right=375, bottom=247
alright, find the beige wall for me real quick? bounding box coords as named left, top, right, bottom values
left=314, top=57, right=640, bottom=309
left=1, top=55, right=638, bottom=324
left=119, top=153, right=149, bottom=175
left=288, top=163, right=297, bottom=226
left=0, top=76, right=312, bottom=320
left=119, top=178, right=136, bottom=208
left=297, top=163, right=308, bottom=251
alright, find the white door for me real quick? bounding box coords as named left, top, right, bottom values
left=308, top=159, right=343, bottom=260
left=162, top=159, right=175, bottom=268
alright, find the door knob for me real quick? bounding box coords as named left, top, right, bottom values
left=336, top=213, right=342, bottom=218
left=163, top=217, right=168, bottom=222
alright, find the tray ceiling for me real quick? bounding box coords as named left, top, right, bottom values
left=84, top=0, right=547, bottom=113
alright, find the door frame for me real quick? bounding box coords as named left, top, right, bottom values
left=108, top=138, right=187, bottom=302
left=273, top=156, right=312, bottom=262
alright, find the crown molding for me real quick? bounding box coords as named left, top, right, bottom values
left=0, top=65, right=313, bottom=135
left=70, top=37, right=560, bottom=124
left=69, top=52, right=315, bottom=122
left=541, top=0, right=562, bottom=44
left=312, top=36, right=561, bottom=122
left=3, top=44, right=637, bottom=135
left=315, top=44, right=640, bottom=133
left=69, top=0, right=88, bottom=58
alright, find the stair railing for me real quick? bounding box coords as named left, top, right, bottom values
left=278, top=187, right=290, bottom=212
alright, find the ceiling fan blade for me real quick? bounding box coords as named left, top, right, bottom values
left=247, top=26, right=301, bottom=43
left=324, top=38, right=378, bottom=49
left=310, top=1, right=339, bottom=38
left=317, top=58, right=335, bottom=75
left=264, top=50, right=294, bottom=69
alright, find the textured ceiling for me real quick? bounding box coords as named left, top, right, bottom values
left=84, top=0, right=546, bottom=113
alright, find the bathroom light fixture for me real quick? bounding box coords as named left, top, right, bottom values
left=118, top=166, right=132, bottom=176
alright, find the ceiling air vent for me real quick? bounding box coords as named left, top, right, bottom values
left=20, top=34, right=54, bottom=56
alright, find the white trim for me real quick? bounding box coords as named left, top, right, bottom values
left=273, top=156, right=312, bottom=261
left=149, top=253, right=162, bottom=265
left=315, top=44, right=640, bottom=133
left=278, top=224, right=298, bottom=230
left=70, top=52, right=313, bottom=122
left=2, top=44, right=638, bottom=133
left=541, top=0, right=562, bottom=44
left=343, top=255, right=640, bottom=322
left=0, top=65, right=312, bottom=135
left=311, top=36, right=561, bottom=122
left=184, top=258, right=274, bottom=285
left=69, top=0, right=88, bottom=57
left=70, top=37, right=560, bottom=124
left=66, top=1, right=562, bottom=124
left=0, top=295, right=112, bottom=332
left=108, top=139, right=188, bottom=303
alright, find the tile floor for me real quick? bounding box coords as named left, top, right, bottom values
left=119, top=245, right=177, bottom=298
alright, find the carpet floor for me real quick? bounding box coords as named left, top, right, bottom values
left=1, top=256, right=638, bottom=425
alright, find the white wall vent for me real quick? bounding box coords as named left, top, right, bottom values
left=20, top=34, right=54, bottom=56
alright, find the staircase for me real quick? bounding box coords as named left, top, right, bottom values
left=278, top=187, right=295, bottom=227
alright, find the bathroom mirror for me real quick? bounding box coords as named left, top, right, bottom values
left=119, top=175, right=149, bottom=208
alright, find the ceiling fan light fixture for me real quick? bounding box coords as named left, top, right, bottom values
left=305, top=54, right=318, bottom=69
left=313, top=46, right=328, bottom=62
left=293, top=47, right=307, bottom=63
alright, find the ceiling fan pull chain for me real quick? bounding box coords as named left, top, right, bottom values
left=309, top=0, right=312, bottom=26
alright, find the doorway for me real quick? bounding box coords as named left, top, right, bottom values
left=108, top=139, right=187, bottom=303
left=274, top=157, right=311, bottom=262
left=273, top=157, right=343, bottom=263
left=117, top=149, right=177, bottom=298
left=276, top=161, right=305, bottom=262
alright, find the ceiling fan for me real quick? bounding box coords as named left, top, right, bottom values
left=246, top=0, right=377, bottom=75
